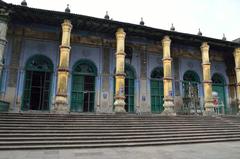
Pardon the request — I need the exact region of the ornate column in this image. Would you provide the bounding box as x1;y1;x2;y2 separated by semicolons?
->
0;9;9;83
234;48;240;114
54;19;72;113
114;28;126;113
201;42;214;115
161;36;175;115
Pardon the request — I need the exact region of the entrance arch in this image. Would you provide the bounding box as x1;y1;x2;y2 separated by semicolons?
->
71;59;97;112
150;67;164;113
22;55;53;111
183;70;200;97
182;70;201;114
212;73;226;113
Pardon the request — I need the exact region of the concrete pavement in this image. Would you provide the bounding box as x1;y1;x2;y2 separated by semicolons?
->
0;141;240;159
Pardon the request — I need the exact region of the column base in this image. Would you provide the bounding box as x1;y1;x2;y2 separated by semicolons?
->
53;96;69;114
203;103;216;116
161;97;176;116
114;99;126;113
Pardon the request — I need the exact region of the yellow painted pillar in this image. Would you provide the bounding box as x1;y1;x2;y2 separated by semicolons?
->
234;48;240;113
201;42;214;115
54;19;72;113
161;36;175;115
114;28;126;113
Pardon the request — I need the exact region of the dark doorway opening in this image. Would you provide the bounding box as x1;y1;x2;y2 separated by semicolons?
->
29;71;51;110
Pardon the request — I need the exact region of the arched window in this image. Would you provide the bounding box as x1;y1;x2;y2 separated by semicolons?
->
183;70;200;82
150;67;164;113
151;67;163;79
71;59;97;112
22;55;53;111
212;73;225;85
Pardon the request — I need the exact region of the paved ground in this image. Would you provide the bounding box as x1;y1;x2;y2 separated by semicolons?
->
1;141;240;159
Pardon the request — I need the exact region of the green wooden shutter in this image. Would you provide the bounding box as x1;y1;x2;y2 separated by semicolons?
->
71;75;84;112
22;71;33;111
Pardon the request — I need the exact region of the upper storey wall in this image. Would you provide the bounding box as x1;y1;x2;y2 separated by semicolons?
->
6;23;232;64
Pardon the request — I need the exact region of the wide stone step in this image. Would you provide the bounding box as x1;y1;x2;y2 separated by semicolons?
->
0;127;238;134
1;137;240;150
1;131;240;141
1;134;240;146
1;129;239;137
0;123;236;128
0;125;238;131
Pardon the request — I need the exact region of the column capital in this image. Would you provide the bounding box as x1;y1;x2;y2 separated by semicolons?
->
162;36;171;46
200;42;209;52
62;19;72;30
115;28;126;39
0;8;10;23
234;47;240;56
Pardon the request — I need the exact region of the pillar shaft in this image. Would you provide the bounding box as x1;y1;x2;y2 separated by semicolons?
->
201;42;214;114
54;19;72;113
114;28;126;113
234;48;240;112
161;36;175;115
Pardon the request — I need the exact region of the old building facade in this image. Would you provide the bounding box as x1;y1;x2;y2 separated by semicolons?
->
0;1;240;115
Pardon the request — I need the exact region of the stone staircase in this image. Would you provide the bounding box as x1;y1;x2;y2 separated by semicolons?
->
0;113;240;150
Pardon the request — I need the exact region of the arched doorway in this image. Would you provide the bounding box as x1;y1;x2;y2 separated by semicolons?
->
183;70;200;97
22;55;53;111
182;70;200;114
125;64;135;112
212;73;226;113
71;60;97;112
150;67;164;113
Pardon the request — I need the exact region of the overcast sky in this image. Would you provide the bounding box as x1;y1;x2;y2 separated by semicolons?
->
5;0;240;41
